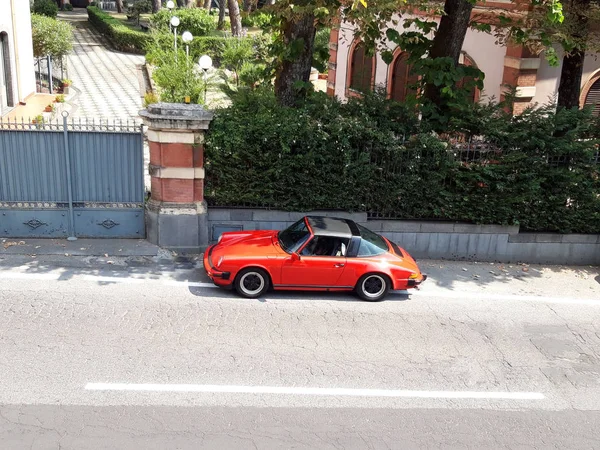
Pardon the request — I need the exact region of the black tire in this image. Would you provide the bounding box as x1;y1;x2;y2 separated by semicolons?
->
355;273;390;302
234;268;270;299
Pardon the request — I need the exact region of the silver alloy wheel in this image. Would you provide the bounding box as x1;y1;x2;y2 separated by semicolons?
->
361;275;386;299
239;271;265;296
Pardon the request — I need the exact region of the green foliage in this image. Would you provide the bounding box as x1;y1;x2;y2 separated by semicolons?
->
143;91;159;107
31;14;73;58
241;11;273;28
205;89;600;234
87;6;151;53
221;38;254;85
146;35;205;104
312;27;331;73
62;3;74;11
150;8;216;37
239;62;267;88
127;0;151;25
32;0;58;18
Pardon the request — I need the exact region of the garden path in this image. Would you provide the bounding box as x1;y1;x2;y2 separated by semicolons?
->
59;10;145;120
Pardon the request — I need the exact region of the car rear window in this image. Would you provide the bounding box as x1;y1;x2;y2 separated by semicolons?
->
357;224;389;257
391;241;404;256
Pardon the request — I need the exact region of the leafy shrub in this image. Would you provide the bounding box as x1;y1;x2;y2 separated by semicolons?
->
150;8;216;37
312;27;331;73
205;89;600;233
145;36;205;104
241;11;273;28
87;6;151;53
221;38;254;85
31;14;73;58
143;91;159;107
33;0;58;18
62;3;74;11
147;32;270;69
127;0;151;25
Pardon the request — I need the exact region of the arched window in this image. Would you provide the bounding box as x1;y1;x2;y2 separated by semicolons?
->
584;78;600;116
0;32;14;112
349;42;374;93
456;53;478;104
390;52;418;102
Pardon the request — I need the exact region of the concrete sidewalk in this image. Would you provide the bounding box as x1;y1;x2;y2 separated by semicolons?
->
1;237;598;301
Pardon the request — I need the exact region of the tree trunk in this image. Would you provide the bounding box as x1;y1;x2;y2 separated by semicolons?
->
116;0;124;13
243;0;254;12
185;0;195;7
218;0;226;30
274;13;316;107
557;50;585;109
228;0;242;36
423;0;473;105
557;0;590;109
176;0;185;7
204;0;211;10
152;0;160;13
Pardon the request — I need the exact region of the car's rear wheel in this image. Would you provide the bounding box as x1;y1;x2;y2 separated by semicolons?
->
356;273;390;302
234;268;270;299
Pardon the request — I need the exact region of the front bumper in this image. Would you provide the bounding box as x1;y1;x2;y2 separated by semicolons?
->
203;245;232;286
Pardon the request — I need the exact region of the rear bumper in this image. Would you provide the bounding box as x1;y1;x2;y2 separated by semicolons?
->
203;245;232;287
407;274;427;288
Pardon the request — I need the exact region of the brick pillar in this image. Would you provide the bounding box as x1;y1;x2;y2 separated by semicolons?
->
326;25;340;97
501;44;541;114
139;103;214;253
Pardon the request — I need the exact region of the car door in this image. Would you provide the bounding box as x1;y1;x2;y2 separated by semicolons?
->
279;236;349;288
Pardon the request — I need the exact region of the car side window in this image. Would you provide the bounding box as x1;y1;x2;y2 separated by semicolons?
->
301;236;349;257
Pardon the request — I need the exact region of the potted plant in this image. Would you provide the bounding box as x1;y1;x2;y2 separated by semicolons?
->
61;79;72;95
44;104;55;113
54;94;65;103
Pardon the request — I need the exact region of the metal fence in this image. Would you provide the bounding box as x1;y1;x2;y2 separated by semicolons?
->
0;114;146;238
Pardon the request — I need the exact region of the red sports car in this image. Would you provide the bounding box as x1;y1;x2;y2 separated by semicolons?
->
203;216;426;301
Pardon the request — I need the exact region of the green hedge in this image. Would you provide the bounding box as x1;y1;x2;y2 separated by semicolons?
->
147;32;271;68
87;6;150;54
205;90;600;234
149;8;216;37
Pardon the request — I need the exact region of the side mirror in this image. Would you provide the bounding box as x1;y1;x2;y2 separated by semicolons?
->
290;252;301;261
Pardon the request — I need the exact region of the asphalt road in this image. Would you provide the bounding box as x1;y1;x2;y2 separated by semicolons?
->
0;256;599;449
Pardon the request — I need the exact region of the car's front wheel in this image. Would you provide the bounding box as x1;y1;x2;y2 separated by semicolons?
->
234;268;270;299
356;273;390;302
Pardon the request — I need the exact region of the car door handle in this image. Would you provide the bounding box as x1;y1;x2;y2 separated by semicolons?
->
334;263;345;268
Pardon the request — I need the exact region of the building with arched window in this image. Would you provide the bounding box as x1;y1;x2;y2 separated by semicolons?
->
326;5;600;115
0;1;36;117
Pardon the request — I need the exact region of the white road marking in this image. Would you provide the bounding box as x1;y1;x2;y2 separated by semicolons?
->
82;275;145;284
85;383;545;400
0;272;61;281
162;280;214;288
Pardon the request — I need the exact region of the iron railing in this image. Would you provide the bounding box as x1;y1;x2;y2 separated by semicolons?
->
0;115;142;133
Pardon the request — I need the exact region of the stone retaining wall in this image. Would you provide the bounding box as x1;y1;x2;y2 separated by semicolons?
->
207;209;600;265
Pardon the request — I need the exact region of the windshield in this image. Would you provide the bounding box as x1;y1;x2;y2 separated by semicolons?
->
278;219;311;253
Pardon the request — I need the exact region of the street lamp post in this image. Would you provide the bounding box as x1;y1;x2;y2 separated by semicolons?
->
182;31;193;63
199;54;213;105
166;1;175;32
170;16;180;56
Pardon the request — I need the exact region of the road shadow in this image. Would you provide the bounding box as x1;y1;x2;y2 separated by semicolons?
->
187;286;412;303
418;259;600;292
